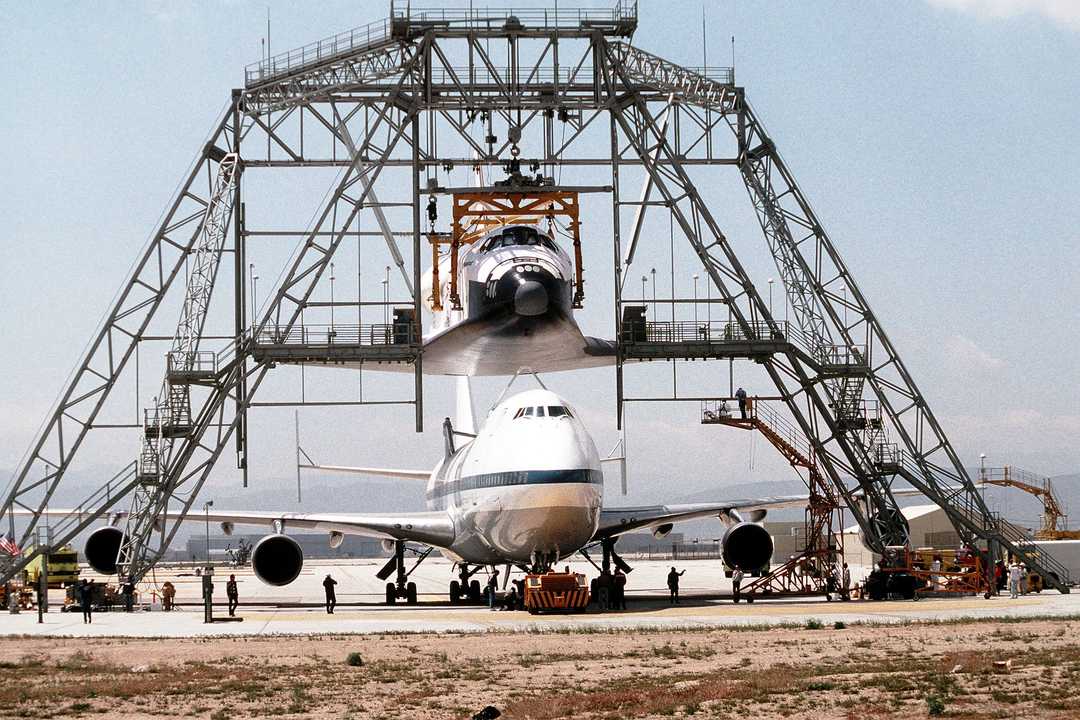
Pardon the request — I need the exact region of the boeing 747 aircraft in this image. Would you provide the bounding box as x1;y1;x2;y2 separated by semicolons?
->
65;381;816;605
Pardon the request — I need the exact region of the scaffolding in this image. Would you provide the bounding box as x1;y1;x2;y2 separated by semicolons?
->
702;399;845;599
0;1;1068;591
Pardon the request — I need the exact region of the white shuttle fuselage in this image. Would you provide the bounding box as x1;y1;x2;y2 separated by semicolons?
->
414;224;614;375
425;387;603;565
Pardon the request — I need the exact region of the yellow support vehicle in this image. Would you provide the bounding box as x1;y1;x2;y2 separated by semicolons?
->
23;545;80;589
523;572;590;614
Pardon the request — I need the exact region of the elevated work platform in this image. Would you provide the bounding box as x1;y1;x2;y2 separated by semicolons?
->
250;322;419;366
620;314;870;378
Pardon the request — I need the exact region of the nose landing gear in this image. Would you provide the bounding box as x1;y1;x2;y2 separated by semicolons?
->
450;564;484;604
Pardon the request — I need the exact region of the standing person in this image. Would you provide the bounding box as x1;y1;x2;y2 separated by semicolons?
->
613;568;627;610
161;581;175;611
486;569;500;610
323;574;338;614
78;579;92;624
667;566;685;605
732;568;744;603
735;387;748;419
931;556;942;592
1008;561;1022;599
121;576;135;612
842;563;852;601
226;574;239;617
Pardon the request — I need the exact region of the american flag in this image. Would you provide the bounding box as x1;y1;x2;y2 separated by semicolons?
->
0;535;19;557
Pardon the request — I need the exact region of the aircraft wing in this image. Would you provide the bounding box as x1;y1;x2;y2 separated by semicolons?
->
16;508;456;548
594;484;961;540
594;495;810;539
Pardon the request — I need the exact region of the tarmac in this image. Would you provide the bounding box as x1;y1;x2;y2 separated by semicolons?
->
3;558;1077;638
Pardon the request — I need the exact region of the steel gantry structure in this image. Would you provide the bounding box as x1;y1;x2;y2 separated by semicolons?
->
1;1;1068;591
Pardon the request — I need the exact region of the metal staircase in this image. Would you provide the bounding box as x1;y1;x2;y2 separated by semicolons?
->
702;400;844;598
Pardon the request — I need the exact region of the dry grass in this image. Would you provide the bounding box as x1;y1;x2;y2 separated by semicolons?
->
2;618;1080;719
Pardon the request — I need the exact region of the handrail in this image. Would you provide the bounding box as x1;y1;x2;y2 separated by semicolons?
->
246;2;640;87
245;17;395;86
253;322;418;347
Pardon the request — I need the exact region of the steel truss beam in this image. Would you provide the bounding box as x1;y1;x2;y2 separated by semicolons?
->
605;40;1068;590
3;7;1064;591
1;112;240;575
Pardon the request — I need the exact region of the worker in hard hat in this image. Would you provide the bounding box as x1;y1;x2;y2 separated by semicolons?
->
1008;561;1022;599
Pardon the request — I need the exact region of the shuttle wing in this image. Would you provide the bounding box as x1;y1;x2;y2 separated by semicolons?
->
18;508;456;548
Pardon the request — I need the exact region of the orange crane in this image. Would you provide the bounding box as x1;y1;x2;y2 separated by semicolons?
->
980;466;1079;540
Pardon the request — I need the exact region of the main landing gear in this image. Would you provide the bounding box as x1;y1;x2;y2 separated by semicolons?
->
376;540;431;605
449;564;484;604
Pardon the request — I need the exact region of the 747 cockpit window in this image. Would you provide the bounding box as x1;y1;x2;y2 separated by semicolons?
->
514;405;573;419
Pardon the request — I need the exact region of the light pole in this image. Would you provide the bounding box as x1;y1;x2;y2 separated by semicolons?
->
329;262;336;334
650;267;656;323
692;274;699;326
767;278;774;317
641;275;647;303
203;500;214;566
248;263;255;324
382;265;390;326
980;453;987;481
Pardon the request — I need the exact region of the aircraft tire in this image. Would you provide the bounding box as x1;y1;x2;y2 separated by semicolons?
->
450;580;461;604
385;583;397;605
406;582;418;605
469;580;482;602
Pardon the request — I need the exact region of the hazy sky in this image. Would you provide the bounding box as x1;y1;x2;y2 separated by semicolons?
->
2;0;1078;516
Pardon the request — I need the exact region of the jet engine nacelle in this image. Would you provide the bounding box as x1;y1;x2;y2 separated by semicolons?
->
652;523;674;539
84;526;124;575
251;534;304;586
721;522;774;573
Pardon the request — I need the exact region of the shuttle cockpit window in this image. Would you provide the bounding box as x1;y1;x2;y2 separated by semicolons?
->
513;406;536;419
484;226;559;252
547;406;572;417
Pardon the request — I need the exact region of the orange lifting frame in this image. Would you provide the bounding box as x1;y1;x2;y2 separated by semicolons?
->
428;190;584;311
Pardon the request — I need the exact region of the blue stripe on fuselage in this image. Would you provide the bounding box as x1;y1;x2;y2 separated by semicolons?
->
427;468;602;501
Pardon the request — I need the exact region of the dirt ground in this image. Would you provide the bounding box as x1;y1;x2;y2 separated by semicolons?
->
1;617;1079;719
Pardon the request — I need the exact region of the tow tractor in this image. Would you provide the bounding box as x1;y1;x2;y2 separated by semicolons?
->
523;571;590;614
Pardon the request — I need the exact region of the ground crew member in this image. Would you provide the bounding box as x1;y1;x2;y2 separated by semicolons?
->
732;568;744;603
323;574;338;614
842;563;851;601
667;566;685;605
78;579;93;624
226;574;239;617
161;581;176;611
1008;561;1022;599
502;586;518;611
513;578;525;610
486;568;500;610
595;573;611;610
735;387;748;419
613;567;627;610
121;576;135;612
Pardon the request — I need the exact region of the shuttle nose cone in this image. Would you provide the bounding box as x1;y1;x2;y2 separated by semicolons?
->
514;280;549;316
